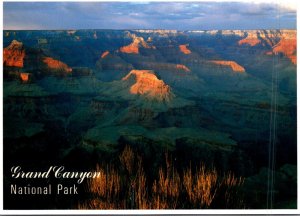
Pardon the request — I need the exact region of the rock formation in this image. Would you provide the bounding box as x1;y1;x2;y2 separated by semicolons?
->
101;51;110;59
120;34;155;54
19;72;31;83
237;30;297;64
272;38;297;64
210;60;245;73
3;40;25;68
238;34;261;47
176;64;191;72
237;30;281;47
43;57;72;73
122;70;172;101
179;44;191;54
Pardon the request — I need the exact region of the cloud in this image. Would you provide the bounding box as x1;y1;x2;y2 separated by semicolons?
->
3;2;296;30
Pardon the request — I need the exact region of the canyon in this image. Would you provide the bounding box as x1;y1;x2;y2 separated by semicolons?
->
3;29;297;209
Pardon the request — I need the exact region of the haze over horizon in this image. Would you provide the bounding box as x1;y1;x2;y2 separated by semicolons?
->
3;1;297;30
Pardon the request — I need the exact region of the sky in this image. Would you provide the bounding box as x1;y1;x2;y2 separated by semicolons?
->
3;1;297;30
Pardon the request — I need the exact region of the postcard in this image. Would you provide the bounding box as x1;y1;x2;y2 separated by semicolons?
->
1;0;298;213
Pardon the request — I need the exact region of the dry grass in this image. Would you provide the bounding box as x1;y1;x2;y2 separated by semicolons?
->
78;145;245;209
87;164;120;199
152;166;180;209
183;165;218;208
135;161;149;209
78;164;122;209
151;152;180;209
119;145;135;176
221;172;245;208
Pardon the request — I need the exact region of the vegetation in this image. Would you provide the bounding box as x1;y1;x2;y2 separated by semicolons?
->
78;145;245;209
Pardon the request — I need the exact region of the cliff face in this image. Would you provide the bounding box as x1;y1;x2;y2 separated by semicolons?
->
236;30;295;45
3;40;25;67
101;51;110;59
238;34;261;46
43;57;72;73
122;70;172;102
20;73;30;82
272;37;297;65
209;60;245;73
120;34;155;54
238;30;277;47
120;39;139;54
176;64;190;72
236;30;297;64
179;44;192;54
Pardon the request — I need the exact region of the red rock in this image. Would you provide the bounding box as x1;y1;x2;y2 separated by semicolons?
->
120;41;139;54
101;51;110;59
272;38;297;64
3;40;25;68
238;37;260;46
176;64;190;72
43;57;72;73
20;72;30;82
120;34;155;54
179;44;191;54
238;31;275;47
122;70;172;101
210;60;245;73
238;31;262;46
237;30;297;64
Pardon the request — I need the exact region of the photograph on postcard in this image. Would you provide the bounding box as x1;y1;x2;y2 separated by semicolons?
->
2;1;297;209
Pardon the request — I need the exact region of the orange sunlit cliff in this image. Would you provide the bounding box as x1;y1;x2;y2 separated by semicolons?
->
238;30;278;47
120;34;155;54
43;57;72;73
176;64;191;72
238;35;260;47
122;70;172;102
237;30;297;65
101;51;110;59
179;44;191;54
272;38;297;64
3;40;25;68
20;72;30;82
210;60;245;73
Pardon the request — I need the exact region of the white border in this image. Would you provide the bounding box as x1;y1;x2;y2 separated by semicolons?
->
1;209;300;215
1;0;4;213
1;0;299;214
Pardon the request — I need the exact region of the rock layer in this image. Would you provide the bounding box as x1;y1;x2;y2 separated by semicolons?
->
120;34;155;54
273;38;297;64
122;70;172;101
179;44;191;54
43;57;72;73
210;60;245;73
238;35;261;46
176;64;191;72
20;73;30;82
3;40;25;67
101;51;110;59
